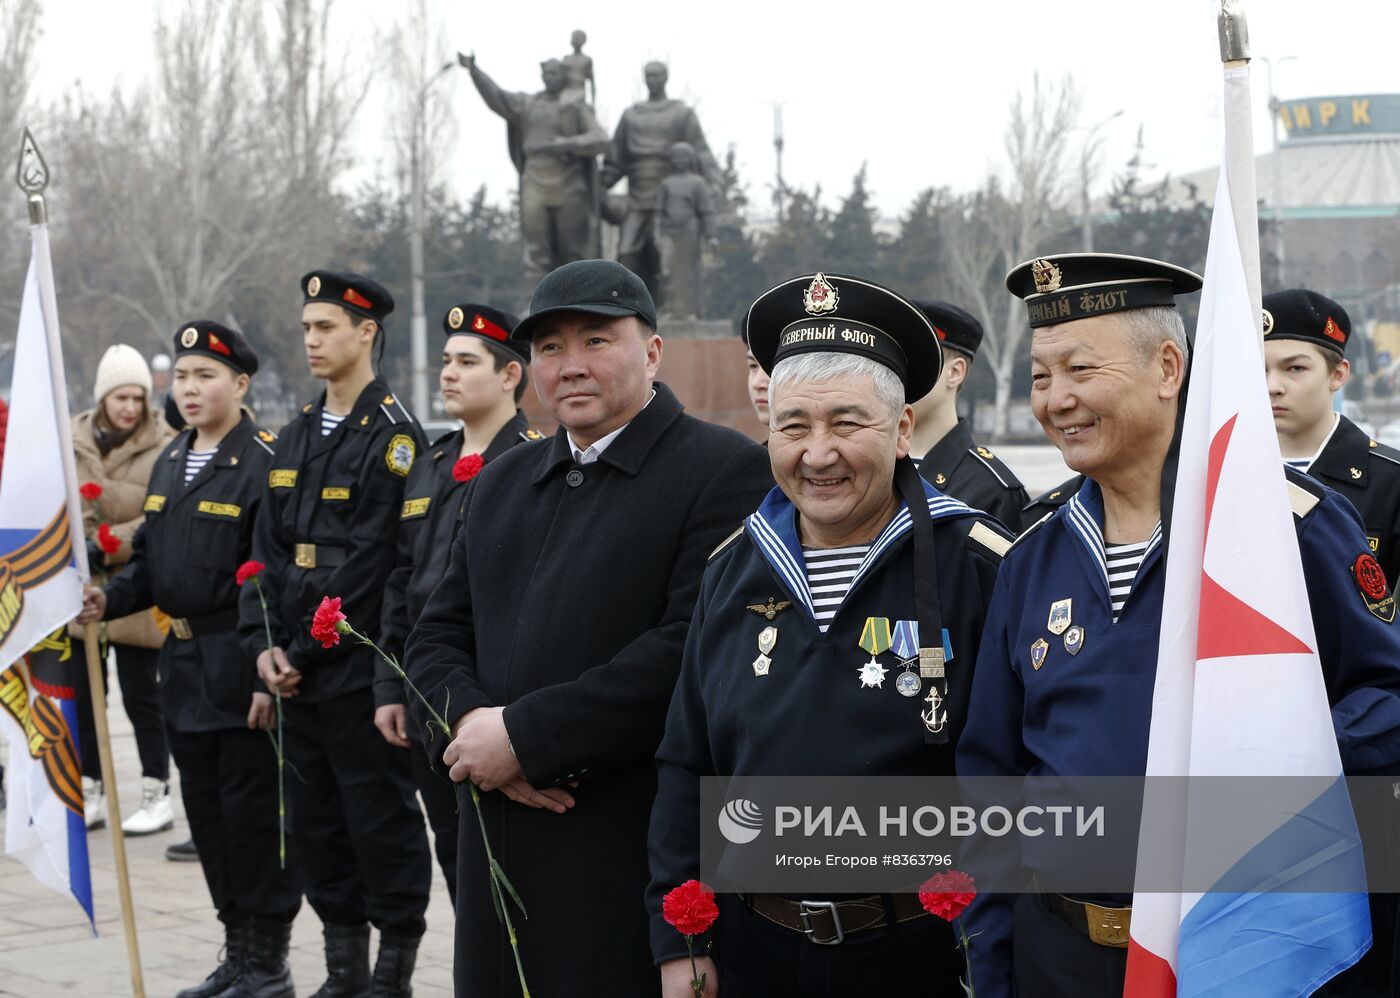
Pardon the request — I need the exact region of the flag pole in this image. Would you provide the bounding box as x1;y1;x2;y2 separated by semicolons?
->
1218;0;1262;318
16;129;147;998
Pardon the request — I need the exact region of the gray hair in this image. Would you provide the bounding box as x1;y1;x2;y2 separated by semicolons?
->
767;352;904;422
1120;306;1188;362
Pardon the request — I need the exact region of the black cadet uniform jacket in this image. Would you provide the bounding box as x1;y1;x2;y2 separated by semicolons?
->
376;411;537;707
918;419;1029;530
240;378;424;703
1020;474;1085;532
1304;414;1400;586
404;383;773;998
104;414;276;732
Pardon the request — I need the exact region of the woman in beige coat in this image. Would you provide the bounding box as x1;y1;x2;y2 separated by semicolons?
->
73;344;177;836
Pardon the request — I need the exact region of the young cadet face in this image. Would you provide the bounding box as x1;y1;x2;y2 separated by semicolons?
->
746;348;770;425
1030;313;1183;484
302;302;375;381
1265;339;1347;438
440;335;520;421
769;373;914;547
530;313;661;447
102;386;146;431
173;354;248;429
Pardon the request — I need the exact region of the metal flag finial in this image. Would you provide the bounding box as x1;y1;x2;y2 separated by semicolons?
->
15;128;49;224
1218;0;1251;62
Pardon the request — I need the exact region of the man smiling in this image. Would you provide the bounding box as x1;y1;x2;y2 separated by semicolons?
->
404;259;771;996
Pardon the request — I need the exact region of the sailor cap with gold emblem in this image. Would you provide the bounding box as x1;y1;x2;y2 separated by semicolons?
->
745;272;943;401
1005;253;1202;329
442;303;529;361
301;270;394;325
171;320;259;376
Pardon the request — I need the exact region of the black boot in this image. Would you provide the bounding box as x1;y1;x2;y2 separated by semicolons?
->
308;923;371;998
368;932;420;998
220;917;294;998
174;916;245;998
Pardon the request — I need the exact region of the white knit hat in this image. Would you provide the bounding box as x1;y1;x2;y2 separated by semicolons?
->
94;344;153;404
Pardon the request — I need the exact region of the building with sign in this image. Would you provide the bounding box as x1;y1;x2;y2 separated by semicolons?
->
1166;93;1400;334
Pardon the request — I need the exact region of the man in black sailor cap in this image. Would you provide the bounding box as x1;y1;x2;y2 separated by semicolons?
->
239;269;431;997
646;271;1013;996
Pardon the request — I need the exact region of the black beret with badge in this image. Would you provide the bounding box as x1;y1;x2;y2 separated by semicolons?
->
1262;289;1352;356
173;320;259;377
301;270;395;325
443;303;528;361
912;299;983;359
511;259;657;342
1005;253;1203;328
745;272;943;402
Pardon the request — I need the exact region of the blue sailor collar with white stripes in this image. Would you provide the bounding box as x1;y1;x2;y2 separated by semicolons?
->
1063;478;1162;614
744;479;973;623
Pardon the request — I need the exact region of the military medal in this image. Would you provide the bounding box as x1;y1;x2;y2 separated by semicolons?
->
1031;637;1049;671
1047;598;1072;636
1063;625;1085;656
858;617;893;690
753;626;778;677
891;620;922;696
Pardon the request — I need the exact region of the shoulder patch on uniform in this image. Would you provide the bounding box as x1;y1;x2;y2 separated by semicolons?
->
1370;441;1400;468
143;494;166;513
386;434;416;476
708;524;745;561
522;428;546;442
253;428;276;455
1287;480;1320;519
967;447;1023;490
967;519;1013;558
378;393;413;427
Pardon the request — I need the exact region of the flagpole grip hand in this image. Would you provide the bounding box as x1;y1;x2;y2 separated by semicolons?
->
77;586;106;625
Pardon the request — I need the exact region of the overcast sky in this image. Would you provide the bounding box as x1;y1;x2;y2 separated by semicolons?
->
27;0;1400;220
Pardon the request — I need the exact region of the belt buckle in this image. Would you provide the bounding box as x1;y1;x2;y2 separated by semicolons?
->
1083;901;1130;947
798;900;844;945
294;543;316;569
170;617;193;640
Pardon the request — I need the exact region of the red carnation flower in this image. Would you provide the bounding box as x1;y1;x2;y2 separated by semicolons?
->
79;482;103;501
918;869;977;921
310;595;348;649
96;523;121;555
452;453;485;483
236;560;265;586
662;879;719;937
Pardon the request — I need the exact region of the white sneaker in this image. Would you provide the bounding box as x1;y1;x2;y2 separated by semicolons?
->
83;776;106;830
121;777;173;836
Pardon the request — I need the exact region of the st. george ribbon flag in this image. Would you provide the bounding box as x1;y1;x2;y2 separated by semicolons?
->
1123;15;1369;996
0;226;93;925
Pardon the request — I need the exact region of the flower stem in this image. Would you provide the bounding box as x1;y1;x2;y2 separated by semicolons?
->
686;935;701;995
254;580;286;870
347;624;531;997
958;916;975;998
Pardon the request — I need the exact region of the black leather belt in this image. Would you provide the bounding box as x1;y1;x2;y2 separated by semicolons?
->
1034;888;1132;948
293;543;348;569
169;608;239;641
741;893;929;945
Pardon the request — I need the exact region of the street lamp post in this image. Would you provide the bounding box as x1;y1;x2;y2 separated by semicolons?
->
409;58;459;421
1079;109;1124;252
1258;54;1296;288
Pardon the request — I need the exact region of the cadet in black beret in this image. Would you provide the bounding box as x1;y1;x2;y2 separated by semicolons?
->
377;301;539;909
242;268;430;994
1264;292;1400;575
909;298;1028;528
1265;290;1400;998
81;319;298;994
